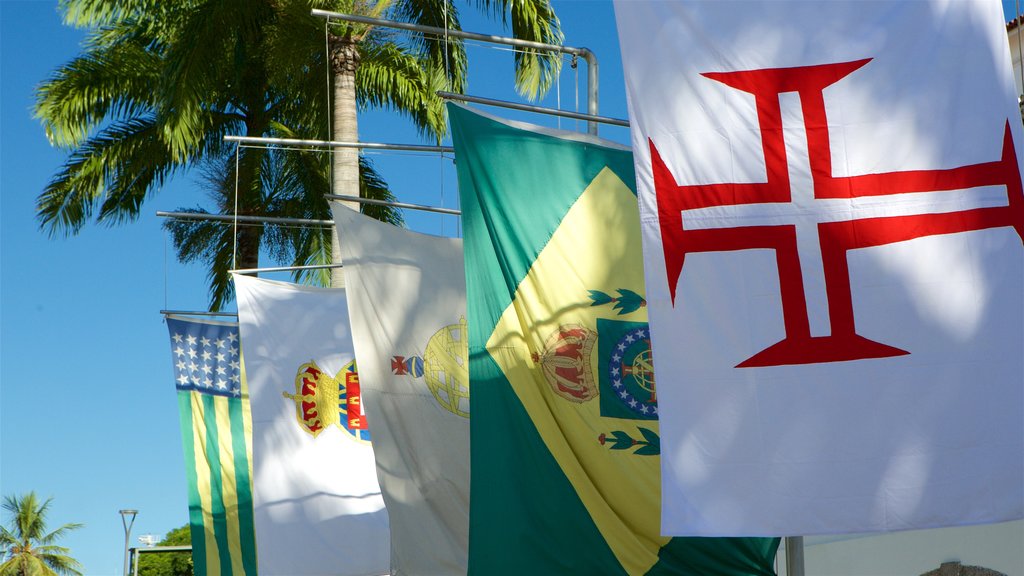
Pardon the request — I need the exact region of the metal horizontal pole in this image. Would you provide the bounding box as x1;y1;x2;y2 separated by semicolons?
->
438;91;629;127
311;9;600;134
230;263;342;275
326;194;460;215
312;9;589;57
161;310;238;318
223;135;453;153
135;546;193;554
157;211;333;227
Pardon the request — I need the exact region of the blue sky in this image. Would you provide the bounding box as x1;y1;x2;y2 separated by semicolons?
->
1;1;1020;574
0;1;626;573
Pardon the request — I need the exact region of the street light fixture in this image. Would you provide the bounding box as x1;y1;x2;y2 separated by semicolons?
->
119;509;138;576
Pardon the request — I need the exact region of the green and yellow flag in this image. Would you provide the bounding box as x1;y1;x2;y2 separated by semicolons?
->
166;316;257;576
451;104;779;575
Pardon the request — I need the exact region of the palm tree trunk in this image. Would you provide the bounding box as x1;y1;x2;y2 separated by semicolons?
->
329;38;361;288
235;136;264;273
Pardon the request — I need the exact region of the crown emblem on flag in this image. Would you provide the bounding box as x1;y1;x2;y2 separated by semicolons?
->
532;324;598;402
282;360;370;442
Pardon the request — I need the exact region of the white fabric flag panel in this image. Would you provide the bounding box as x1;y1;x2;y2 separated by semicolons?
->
615;0;1024;537
332;204;470;576
234;274;390;576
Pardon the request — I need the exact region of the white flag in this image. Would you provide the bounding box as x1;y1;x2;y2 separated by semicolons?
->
616;0;1024;536
332;205;470;575
234;275;390;575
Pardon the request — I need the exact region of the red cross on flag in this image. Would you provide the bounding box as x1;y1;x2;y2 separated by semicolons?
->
616;0;1024;537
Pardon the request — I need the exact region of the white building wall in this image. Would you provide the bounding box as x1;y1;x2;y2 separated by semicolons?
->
1009;23;1024;98
776;521;1023;576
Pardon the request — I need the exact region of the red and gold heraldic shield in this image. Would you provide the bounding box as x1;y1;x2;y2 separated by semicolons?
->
282;359;370;442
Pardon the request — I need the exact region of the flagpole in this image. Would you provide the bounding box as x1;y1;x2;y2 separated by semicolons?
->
325;194;461;215
161;310;237;317
223;135;454;153
156;211;334;227
230;263;342;274
785;536;805;576
438;91;630;127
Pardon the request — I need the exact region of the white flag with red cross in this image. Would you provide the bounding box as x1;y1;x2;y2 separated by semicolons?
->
616;0;1024;536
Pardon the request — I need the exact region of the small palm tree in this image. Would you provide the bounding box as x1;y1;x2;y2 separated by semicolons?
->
0;493;83;576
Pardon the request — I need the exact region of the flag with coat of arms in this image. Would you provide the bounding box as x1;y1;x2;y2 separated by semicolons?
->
233;275;390;576
451;103;779;575
332;203;470;576
615;0;1024;537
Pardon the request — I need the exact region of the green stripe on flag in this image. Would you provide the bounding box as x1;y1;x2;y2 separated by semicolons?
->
650;537;782;575
177;390;209;576
201;393;234;574
228;395;258;576
469;353;627;575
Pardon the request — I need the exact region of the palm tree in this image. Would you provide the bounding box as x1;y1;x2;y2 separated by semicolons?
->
315;0;562;286
36;0;405;309
36;0;561;307
0;493;83;576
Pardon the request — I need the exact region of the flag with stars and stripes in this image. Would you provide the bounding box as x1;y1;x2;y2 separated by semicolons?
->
451;104;778;575
166;315;256;576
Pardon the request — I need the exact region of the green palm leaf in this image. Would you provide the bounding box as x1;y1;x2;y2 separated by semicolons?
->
0;493;83;576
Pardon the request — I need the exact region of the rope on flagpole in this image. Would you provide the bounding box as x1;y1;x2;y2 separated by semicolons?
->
441;0;450;236
1017;0;1023;111
325;18;333;197
232;144;240;270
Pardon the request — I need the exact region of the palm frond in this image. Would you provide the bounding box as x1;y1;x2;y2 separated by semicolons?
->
156;0;271;161
35;26;163;147
474;0;563;99
165;210;255;311
37;116;182;235
357;42;447;140
391;0;468;95
165;144;269;310
0;492;82;576
358;157;404;226
59;0;169;28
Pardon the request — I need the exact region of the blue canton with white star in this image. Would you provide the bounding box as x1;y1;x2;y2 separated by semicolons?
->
167;317;242;398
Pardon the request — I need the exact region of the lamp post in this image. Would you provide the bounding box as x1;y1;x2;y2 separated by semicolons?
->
119;509;138;576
